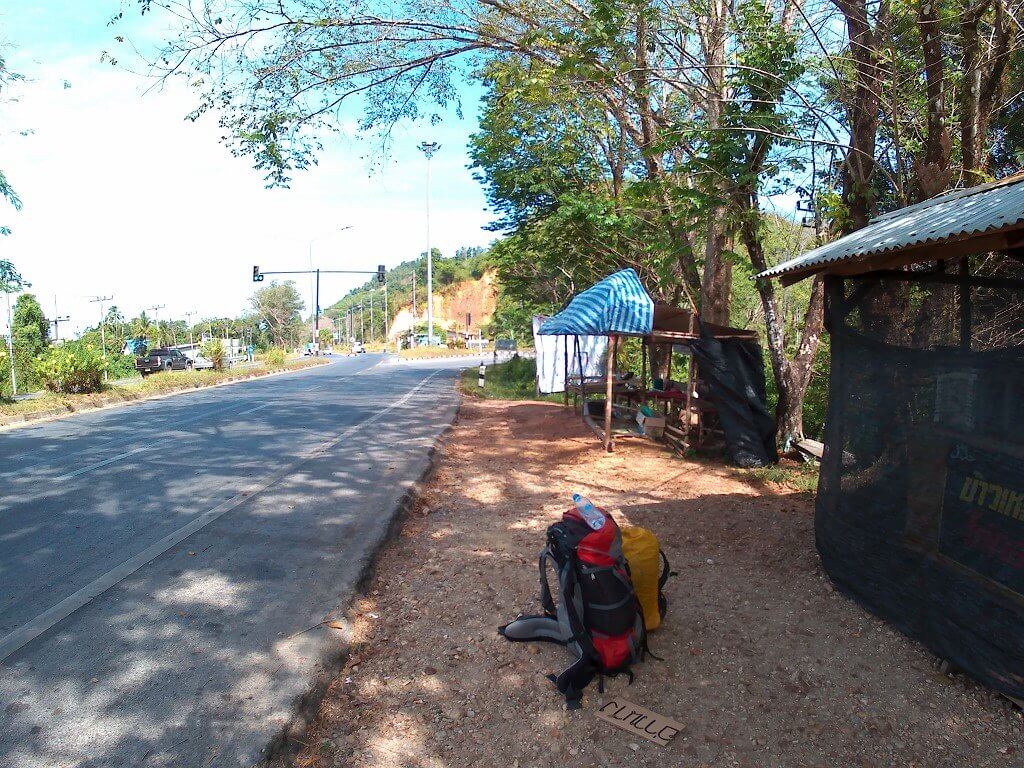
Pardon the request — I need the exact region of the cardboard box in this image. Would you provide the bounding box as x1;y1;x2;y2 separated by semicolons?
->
636;410;666;438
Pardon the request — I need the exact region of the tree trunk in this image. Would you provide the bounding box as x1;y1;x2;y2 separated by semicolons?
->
960;0;1013;185
738;189;827;446
697;0;732;325
916;0;951;200
834;0;886;230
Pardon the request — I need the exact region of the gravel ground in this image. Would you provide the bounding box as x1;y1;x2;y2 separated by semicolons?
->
281;398;1023;768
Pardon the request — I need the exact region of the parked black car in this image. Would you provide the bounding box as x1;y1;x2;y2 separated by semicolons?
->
135;348;192;376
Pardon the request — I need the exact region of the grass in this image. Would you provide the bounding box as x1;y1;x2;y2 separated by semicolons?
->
0;357;327;424
459;356;562;402
747;461;820;494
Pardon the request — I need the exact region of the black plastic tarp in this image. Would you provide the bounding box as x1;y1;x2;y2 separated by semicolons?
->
691;332;778;468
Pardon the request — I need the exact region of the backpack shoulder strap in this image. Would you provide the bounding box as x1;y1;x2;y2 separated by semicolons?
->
659;550;672;590
539;548;558;618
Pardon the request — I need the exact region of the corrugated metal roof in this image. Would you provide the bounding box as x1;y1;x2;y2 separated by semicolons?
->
756;173;1024;281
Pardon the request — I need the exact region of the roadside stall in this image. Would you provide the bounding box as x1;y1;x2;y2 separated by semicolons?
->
537;269;654;452
755;173;1024;703
539;269;776;466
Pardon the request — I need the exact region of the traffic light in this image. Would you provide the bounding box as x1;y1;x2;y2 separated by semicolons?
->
377;264;386;284
253;266;264;282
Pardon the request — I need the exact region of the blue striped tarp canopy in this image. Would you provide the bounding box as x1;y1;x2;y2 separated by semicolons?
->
537;269;654;336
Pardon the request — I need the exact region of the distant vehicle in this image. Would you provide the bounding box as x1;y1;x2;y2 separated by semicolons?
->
414;334;446;347
352;341;366;354
135;348;191;376
189;354;215;370
494;338;517;363
302;342;321;356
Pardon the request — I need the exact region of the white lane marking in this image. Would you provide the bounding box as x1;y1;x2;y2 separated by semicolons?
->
0;370;441;663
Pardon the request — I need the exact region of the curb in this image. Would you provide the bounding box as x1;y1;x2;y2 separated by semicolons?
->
0;359;331;433
260;386;462;767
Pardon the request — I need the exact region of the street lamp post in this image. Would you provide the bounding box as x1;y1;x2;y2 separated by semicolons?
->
418;141;439;346
358;304;365;342
185;310;196;348
369;292;374;342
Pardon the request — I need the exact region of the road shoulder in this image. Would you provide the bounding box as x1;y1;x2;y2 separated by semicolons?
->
277;397;1022;768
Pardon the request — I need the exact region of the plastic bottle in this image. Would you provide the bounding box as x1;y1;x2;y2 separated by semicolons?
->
572;493;606;530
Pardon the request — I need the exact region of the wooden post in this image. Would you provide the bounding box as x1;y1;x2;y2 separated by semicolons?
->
682;314;696;450
563;335;569;406
959;257;972;351
575;335;585;419
604;335;616;452
641;338;648;395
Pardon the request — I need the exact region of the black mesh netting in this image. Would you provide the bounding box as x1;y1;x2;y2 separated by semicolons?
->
819;254;1024;699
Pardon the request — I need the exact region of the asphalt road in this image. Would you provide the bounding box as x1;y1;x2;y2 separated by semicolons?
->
0;355;462;768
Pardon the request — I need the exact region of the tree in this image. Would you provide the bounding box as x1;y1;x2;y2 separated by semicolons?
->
0;53;24;236
0;260;29;397
129;0;1024;448
251;281;305;346
13;294;48;357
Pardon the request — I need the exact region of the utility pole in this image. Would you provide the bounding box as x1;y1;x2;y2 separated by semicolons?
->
411;271;417;347
50;297;71;342
418;141;439;345
369;292;374;342
148;305;165;345
50;297;70;342
185;310;196;348
358;304;365;342
89;295;113;380
383;281;389;343
5;292;15;396
313;267;320;345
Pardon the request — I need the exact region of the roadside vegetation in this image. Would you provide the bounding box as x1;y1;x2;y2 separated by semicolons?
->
0;356;326;426
459;356;559;401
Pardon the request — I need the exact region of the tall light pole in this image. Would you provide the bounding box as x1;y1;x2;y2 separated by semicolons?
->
185;310;197;348
418;141;440;345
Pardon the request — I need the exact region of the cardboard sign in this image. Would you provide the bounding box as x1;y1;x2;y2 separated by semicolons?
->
941;440;1024;596
595;698;682;746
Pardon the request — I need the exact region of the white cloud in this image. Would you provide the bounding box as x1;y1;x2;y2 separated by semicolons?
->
1;52;493;335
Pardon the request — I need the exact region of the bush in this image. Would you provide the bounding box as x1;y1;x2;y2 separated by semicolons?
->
200;339;225;370
107;354;138;380
34;341;109;394
264;347;286;366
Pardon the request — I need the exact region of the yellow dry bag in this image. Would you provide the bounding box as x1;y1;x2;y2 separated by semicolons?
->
620;525;670;631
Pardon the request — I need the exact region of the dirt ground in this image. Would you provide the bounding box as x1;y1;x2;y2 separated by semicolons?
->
282;397;1023;768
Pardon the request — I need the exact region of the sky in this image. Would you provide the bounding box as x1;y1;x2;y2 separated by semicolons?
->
0;2;494;336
